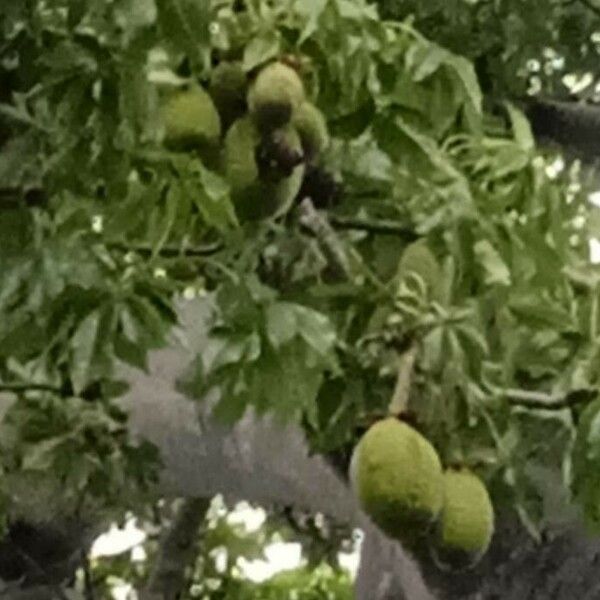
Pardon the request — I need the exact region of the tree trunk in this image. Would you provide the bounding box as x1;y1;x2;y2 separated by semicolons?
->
3;298;600;599
141;498;211;600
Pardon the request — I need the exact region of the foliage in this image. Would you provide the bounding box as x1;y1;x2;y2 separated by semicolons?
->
85;497;354;599
2;0;600;562
376;0;600;100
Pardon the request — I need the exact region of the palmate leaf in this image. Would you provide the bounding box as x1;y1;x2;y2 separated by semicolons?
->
2;0;600;539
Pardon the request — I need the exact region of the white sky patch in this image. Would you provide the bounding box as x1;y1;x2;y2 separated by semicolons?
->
226;502;267;533
589;191;600;207
110;581;137;600
590;238;600;264
545;156;564;179
338;528;363;580
90;519;147;558
91;214;103;233
338;550;360;579
131;545;147;563
563;71;594;94
90;504;363;586
238;542;304;583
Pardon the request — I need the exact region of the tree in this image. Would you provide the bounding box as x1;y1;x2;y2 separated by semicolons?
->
2;0;600;598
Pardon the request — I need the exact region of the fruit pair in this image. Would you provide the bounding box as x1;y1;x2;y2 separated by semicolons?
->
350;417;494;571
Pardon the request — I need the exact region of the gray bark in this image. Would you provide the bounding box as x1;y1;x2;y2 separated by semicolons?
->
523;97;600;162
0;297;434;600
141;498;211;600
4;297;600;599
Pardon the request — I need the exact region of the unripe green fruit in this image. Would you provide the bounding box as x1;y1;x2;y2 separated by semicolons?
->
248;62;305;132
162;85;221;149
224;117;261;192
429;468;494;572
223;118;305;221
350;418;443;545
209;61;248;127
397;241;442;300
292;102;329;158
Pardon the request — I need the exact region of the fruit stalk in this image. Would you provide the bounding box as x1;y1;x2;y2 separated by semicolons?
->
388;343;417;416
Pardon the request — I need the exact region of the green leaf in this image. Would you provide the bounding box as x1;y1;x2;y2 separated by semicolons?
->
504;101;534;153
192;163;238;231
292;305;337;356
266;303;298;349
156;0;211;71
151;181;180;256
70;310;102;395
474;240;511;287
243;32;282;71
22;437;68;471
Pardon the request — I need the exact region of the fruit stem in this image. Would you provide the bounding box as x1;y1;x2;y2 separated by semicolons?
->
388;343;418;416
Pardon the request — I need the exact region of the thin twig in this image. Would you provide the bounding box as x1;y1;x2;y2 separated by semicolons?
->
140;497;211;600
82;550;95;600
0;383;63;394
297;198;353;278
504;388;595;410
388;344;418;416
329;215;417;239
106;241;224;258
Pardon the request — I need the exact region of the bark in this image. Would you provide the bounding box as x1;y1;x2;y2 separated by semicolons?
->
419;516;600;600
3;298;600;599
141;498;211;600
0;298;434;600
522;97;600;163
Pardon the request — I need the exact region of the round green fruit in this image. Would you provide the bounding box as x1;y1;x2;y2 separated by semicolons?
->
429;468;494;572
209;61;248;127
349;418;443;545
248;62;305;132
162;85;221;150
223;117;261;192
223;118;305;221
292;102;329;158
397;241;442;300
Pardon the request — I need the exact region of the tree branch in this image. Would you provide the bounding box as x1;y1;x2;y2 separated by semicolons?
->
521;96;600;160
81;550;95;600
140;497;211;600
0;383;63;395
297;198;354;278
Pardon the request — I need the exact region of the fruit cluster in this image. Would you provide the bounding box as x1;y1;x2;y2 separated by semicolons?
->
161;60;332;221
350;418;494;572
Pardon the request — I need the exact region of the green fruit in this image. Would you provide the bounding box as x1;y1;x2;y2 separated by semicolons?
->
163;85;221;149
223;118;305;221
209;61;248;127
397;241;442;300
248;62;305;132
224;117;261;192
350;418;443;544
292;102;329;157
429;468;494;572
